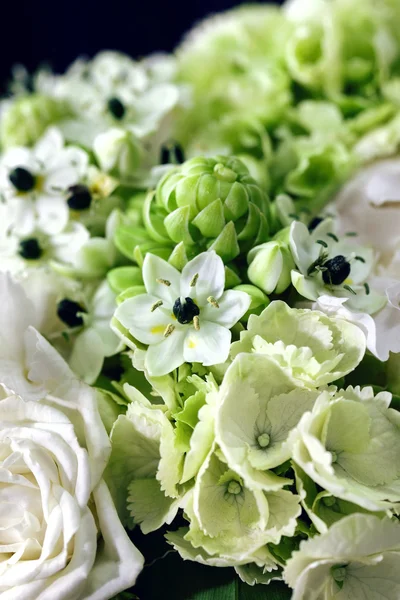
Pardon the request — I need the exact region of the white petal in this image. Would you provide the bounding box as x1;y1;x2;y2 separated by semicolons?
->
180;251;225;305
69;329;105;384
45;165;81;192
36;195;69;235
145;329;186;376
34;127;64;163
201;290;251;328
1;147;36;171
10;198;36;236
83;481;144;600
183;321;231;366
142;253;181;303
114;294;172;345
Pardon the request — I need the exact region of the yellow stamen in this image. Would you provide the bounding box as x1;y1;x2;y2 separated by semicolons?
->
193;316;200;331
150;300;163;312
156;278;171;286
190;273;199;287
163;324;175;337
207;296;219;308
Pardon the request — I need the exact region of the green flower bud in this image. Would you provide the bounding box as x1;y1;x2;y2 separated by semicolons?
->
247;240;295;295
93;128;143;181
107;266;143;294
1;94;70;148
152;155;270;263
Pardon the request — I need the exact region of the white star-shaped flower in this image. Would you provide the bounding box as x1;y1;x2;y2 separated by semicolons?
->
114;251;251;376
0;127;88;236
289;218;386;315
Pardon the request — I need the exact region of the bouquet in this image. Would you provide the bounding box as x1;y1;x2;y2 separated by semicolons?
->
2;0;400;598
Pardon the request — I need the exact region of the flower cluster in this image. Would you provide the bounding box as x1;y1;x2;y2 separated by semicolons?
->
2;0;400;598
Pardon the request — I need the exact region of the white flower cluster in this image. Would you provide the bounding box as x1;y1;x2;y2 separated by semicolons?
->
2;1;400;598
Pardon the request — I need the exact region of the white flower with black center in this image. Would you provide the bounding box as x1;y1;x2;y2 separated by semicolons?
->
114;251;251;376
289;218;386;315
0;127;88;236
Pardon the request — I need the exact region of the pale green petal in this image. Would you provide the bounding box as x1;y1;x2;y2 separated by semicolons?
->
127;478;180;534
216;353;297;490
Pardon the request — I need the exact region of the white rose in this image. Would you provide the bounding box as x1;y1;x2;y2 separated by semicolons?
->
0;273;143;599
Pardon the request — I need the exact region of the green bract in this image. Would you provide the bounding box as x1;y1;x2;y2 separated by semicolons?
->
284;514;400;600
290;386;400;511
151;155;270;263
216;352;318;486
231;301;366;387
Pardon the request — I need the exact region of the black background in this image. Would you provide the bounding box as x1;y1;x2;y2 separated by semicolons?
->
0;0;283;89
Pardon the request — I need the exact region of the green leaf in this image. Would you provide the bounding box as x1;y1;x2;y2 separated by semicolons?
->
133;546;292;599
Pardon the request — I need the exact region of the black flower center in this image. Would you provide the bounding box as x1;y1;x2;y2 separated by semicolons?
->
67;184;92;210
107;97;125;120
173;297;200;324
57;298;87;328
322;255;351;286
9;167;36;192
18;238;42;260
308;216;323;231
160;142;185;165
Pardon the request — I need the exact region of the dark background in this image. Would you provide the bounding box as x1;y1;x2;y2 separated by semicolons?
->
0;0;282;90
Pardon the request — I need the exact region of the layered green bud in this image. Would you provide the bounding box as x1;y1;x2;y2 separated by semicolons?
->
0;94;70;148
247;240;295;295
152;156;270;263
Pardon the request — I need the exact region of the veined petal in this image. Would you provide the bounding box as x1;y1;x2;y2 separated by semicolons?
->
201;290;251;328
114;294;172;345
145;329;186;376
143;253;181;303
180;251;225;305
183;321;231;366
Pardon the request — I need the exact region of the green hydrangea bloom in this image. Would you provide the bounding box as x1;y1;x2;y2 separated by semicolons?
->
284;514;400;600
168;446;300;565
289;385;400;511
216;352;318;486
285;0;400;102
231;301;366;388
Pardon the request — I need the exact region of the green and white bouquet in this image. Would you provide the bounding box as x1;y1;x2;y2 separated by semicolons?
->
2;0;400;598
